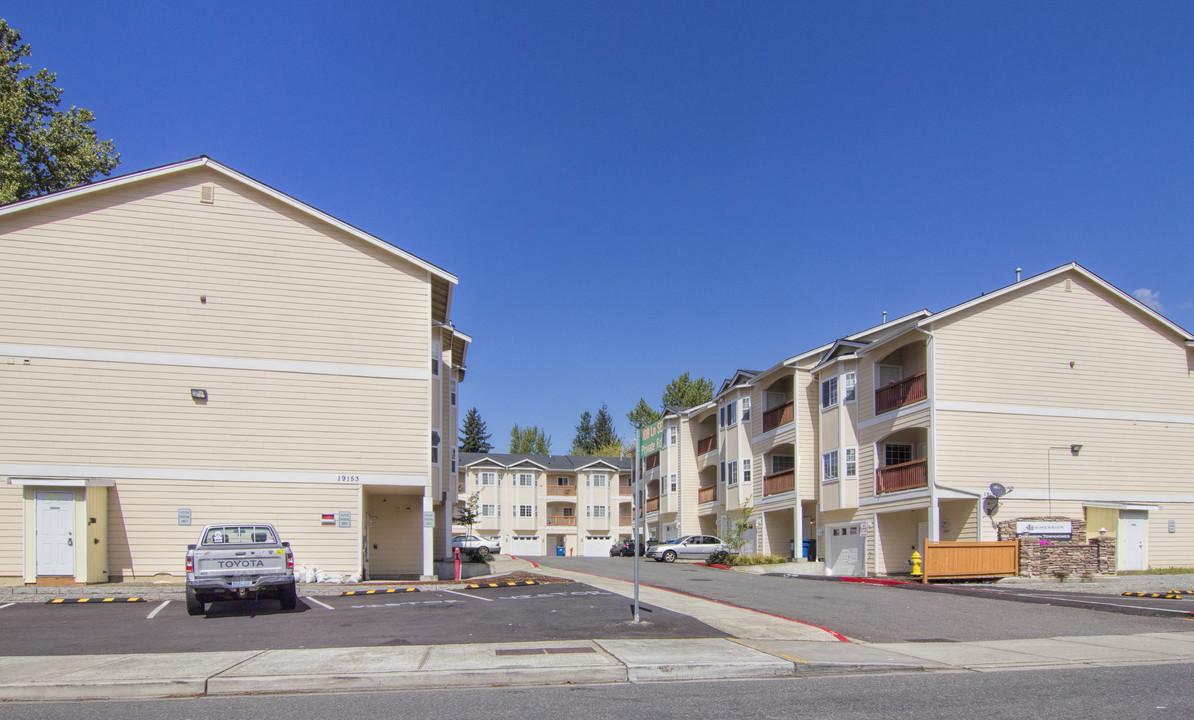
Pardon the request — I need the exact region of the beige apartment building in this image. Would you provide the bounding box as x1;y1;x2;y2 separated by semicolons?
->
0;157;467;584
644;264;1194;575
456;453;632;557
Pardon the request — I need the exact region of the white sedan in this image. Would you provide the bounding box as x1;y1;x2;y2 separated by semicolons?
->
451;534;500;555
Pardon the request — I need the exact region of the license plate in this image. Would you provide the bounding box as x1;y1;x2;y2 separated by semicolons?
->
231;578;251;588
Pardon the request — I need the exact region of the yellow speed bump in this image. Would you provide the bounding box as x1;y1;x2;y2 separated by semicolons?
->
46;597;145;604
1121;592;1190;599
464;581;539;589
339;587;420;596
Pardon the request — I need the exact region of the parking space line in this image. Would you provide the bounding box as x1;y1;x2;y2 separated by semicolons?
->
146;601;169;619
306;597;334;610
1015;592;1194;614
0;602;13;610
443;589;491;602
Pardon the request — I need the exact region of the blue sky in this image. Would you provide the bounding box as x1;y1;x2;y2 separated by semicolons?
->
7;3;1193;451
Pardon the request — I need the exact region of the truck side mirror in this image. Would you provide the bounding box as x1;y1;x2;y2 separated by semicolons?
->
281;541;290;547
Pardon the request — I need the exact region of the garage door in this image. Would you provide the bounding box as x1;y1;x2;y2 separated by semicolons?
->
509;536;542;557
582;536;612;557
827;525;865;576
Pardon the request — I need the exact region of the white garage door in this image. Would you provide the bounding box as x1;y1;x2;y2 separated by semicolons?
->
509;536;542;557
582;536;612;557
827;525;865;576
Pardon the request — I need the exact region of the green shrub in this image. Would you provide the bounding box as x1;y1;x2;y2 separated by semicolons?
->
468;548;494;563
730;553;789;566
707;549;734;566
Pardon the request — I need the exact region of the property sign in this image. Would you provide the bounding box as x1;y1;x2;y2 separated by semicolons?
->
638;420;664;456
1016;521;1072;540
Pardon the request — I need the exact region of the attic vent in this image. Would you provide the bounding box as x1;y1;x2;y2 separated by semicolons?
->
199;185;215;204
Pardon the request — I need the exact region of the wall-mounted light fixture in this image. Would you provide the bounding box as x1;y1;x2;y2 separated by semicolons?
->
1070;444;1083;455
190;389;208;401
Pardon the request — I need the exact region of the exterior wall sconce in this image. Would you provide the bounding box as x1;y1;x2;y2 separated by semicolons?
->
1070;444;1083;455
190;389;208;401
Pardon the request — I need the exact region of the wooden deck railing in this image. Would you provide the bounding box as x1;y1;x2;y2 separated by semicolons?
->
644;452;660;471
619;515;632;526
763;469;795;496
696;435;717;455
875;372;927;414
457;482;466;494
546;486;576;496
645;496;659;513
762;401;794;432
698;485;717;504
545;515;577;526
619;484;633;495
875;459;928;494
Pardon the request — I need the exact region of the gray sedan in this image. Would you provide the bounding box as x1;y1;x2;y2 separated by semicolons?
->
647;535;725;562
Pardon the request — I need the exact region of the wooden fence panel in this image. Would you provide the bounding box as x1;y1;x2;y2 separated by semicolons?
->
923;539;1019;583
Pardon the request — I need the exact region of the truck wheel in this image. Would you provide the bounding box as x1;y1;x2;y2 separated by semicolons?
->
185;586;205;616
279;581;297;610
662;550;677;563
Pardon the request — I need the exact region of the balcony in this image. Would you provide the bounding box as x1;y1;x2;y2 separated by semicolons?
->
645;496;659;513
875;373;927;415
644;452;660;471
618;484;633;496
546;515;577;526
875;459;928;494
762;401;794;433
696;435;717;456
763;469;795;496
457;482;466;494
698;485;717;504
546;485;576;497
619;514;632;526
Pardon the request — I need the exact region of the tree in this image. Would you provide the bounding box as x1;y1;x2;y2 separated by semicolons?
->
626;397;662;430
0;20;119;205
458;407;493;453
593;403;621;448
721;500;755;554
508;424;551;454
571;411;595;455
661;372;715;408
453;491;481;535
592;438;631;458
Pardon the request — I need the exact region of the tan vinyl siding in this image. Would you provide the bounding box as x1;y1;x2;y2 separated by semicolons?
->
0;484;22;577
0;168;431;368
931;274;1194;414
1148;504;1194;568
108;478;360;578
1;359;428;473
797;369;819;498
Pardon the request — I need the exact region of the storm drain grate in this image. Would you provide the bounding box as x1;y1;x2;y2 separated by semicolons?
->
495;647;596;656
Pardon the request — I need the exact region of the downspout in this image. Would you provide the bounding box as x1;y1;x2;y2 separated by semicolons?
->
925;325;940;543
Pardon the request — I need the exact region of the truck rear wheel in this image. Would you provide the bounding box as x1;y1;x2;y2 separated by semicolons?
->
279;581;297;610
185;586;205;616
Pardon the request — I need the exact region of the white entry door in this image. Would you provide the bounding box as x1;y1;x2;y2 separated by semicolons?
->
1120;511;1147;571
35;491;75;576
827;524;865;576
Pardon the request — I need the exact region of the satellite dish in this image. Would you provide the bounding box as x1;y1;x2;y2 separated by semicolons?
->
989;482;1008;498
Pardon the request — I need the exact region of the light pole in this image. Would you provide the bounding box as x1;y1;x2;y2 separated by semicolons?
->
1046;444;1082;516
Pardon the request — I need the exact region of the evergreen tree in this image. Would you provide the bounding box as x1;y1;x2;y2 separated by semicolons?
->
661;372;715;407
593;403;621;448
626;397;662;430
509;424;551;454
571;411;595;455
458;407;493;453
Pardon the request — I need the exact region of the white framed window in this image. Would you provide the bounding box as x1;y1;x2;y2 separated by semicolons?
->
432;341;441;377
669;427;678;445
720;461;726;483
556;476;569;486
742;458;751;485
431;429;440;465
845;448;857;477
450;378;457;406
822;450;839;482
669;474;677;493
726;402;737;427
719;407;725;426
885;443;913;467
480;472;497;486
772;455;795;473
591;505;607;519
518;504;534;518
481;504;498;517
451;448;457;473
590;474;608;487
821;376;838;409
518;473;534;487
843;372;857;402
727;460;738;486
741;397;751;422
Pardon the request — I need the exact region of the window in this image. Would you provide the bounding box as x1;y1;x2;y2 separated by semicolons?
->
726;402;737;426
720;461;726;483
719;407;725;427
562;506;574;518
727;460;738;486
591;505;607;519
431;429;440;465
741;397;751;422
844;372;857;402
821;376;838;409
591;474;608;487
772;455;795;473
885;443;913;467
742;458;751;485
518;473;534;487
480;472;497;486
822;450;839;482
450;379;457;406
669;474;677;493
432;341;441;377
481;504;497;517
845;448;857;477
556;476;569;486
669;427;678;445
518;505;534;518
451;448;457;473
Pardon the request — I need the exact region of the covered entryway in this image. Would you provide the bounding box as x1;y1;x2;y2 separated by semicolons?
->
1119;510;1147;571
825;523;865;576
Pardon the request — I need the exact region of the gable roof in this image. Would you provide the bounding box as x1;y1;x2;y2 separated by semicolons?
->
0;156;459;323
459;453;632;471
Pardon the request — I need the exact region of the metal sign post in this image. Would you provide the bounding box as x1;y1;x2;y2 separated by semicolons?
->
633;420;663;624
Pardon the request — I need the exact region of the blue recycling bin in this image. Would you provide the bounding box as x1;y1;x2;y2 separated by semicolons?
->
556;546;565;557
802;539;815;559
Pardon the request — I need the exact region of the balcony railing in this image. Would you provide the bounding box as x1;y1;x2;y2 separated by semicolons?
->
875;459;928;494
763;469;795;496
875;372;927;414
698;485;717;504
696;435;717;455
619;515;632;526
546;486;576;496
762;401;794;432
546;515;577;526
618;484;633;495
457;482;466;494
644;452;660;471
645;496;659;513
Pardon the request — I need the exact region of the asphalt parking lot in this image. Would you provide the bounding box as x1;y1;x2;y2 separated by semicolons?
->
0;582;724;656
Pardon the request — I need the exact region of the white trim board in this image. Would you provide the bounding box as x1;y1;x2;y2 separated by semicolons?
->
0;344;428;381
3;464;429;487
935;400;1194;426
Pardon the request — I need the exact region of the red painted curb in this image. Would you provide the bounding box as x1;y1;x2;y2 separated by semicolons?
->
709;563;732;570
841;577;913;587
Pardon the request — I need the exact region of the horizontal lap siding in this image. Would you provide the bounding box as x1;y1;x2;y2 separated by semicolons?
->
932;274;1193;414
0;485;21;576
0;169;430;367
1148;504;1194;568
0;359;427;472
109;479;360;578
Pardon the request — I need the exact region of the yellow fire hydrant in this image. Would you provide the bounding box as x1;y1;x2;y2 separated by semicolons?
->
909;549;922;576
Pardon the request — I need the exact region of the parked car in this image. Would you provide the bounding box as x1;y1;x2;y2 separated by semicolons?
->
609;539;646;557
647;535;726;563
185;523;296;616
451;534;500;555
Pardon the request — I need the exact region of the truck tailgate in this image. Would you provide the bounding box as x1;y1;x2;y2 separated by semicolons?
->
195;548;287;576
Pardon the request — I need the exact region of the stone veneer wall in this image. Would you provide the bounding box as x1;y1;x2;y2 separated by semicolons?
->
997;516;1116;577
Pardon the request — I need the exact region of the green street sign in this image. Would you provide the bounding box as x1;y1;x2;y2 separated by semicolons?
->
638;420;664;456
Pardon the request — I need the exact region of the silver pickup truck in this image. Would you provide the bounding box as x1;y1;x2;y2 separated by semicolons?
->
185;523;297;616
